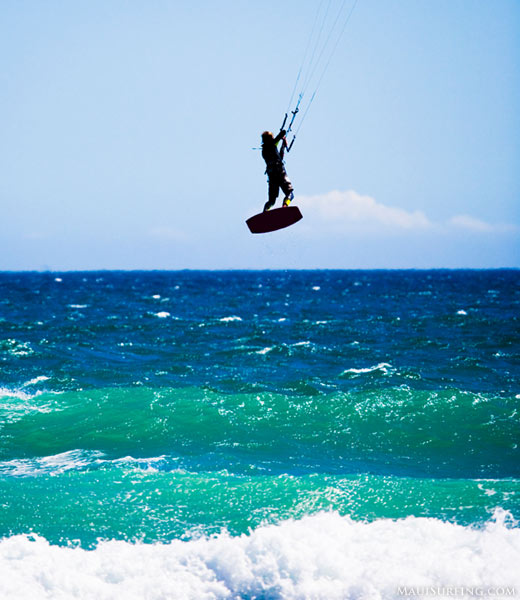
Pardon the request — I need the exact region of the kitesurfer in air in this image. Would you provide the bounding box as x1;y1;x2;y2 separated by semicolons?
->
261;129;294;212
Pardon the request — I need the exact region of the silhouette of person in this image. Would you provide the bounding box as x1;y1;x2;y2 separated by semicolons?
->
261;129;294;212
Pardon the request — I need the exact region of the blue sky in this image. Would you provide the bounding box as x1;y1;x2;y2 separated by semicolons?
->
1;0;519;270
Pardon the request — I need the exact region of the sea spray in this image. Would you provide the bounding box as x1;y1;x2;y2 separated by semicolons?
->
0;511;519;600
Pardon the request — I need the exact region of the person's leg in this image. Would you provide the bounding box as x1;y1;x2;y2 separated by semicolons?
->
263;177;280;211
281;173;294;207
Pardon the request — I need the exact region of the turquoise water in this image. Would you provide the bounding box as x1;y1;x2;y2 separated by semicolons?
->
1;270;519;598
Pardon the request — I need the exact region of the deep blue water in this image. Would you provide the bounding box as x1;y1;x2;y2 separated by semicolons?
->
2;270;518;395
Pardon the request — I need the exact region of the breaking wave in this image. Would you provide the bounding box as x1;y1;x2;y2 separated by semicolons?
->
1;510;519;600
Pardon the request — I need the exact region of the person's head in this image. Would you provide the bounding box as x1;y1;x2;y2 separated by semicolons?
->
261;131;273;143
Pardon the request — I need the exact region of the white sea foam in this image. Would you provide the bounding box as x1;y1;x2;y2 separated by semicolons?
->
220;316;242;322
256;347;273;355
0;387;61;423
0;452;174;477
0;511;519;600
68;304;88;309
0;450;105;477
0;387;46;402
2;339;34;357
293;341;312;347
477;483;497;497
112;454;173;473
22;375;50;387
341;362;393;377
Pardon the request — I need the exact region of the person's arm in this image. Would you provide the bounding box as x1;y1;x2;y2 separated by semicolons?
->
274;129;286;144
280;138;288;160
275;129;288;159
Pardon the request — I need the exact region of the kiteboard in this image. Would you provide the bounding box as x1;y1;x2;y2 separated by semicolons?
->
246;206;303;234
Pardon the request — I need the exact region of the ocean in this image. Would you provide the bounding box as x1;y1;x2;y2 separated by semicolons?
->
0;270;519;599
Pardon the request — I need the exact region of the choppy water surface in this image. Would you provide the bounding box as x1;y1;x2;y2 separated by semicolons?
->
1;270;519;599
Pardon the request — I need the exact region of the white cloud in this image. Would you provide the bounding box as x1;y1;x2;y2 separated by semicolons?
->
295;190;517;235
447;214;517;233
297;190;432;231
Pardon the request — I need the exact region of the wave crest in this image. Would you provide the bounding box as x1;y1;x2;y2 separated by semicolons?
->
0;511;519;600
